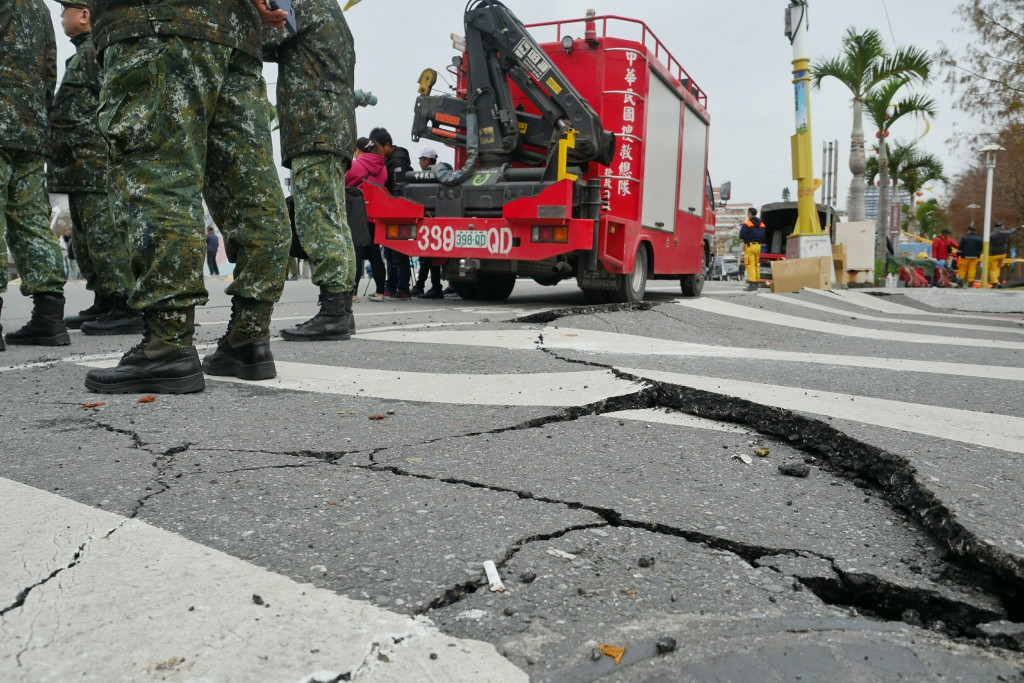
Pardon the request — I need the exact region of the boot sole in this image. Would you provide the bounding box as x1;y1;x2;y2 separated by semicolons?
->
84;373;206;394
202;359;277;381
5;333;71;346
80;323;146;336
279;331;351;342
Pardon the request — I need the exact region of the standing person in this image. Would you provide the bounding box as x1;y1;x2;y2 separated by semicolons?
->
1;0;69;351
49;0;141;335
265;0;357;342
347;137;388;301
988;221;1022;286
957;225;983;287
739;207;765;292
205;226;220;276
412;145;446;298
84;0;292;393
930;229;958;286
369;127;413;299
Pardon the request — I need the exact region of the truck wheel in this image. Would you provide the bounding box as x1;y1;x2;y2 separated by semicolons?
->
581;288;609;305
450;281;478;299
474;273;516;301
609;247;647;303
680;268;705;297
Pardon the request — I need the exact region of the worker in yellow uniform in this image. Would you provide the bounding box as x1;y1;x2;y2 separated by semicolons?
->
739;208;766;292
989;222;1022;286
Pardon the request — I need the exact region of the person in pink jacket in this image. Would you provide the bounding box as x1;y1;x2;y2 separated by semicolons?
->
347;138;388;298
346;138;388;188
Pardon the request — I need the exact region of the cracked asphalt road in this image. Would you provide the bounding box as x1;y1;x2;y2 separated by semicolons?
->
2;279;1023;681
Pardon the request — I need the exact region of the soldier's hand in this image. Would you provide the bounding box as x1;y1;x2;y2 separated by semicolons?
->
250;0;288;28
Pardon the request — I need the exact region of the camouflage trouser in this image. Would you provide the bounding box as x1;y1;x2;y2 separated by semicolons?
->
0;149;66;297
292;152;356;292
99;36;288;344
69;191;134;299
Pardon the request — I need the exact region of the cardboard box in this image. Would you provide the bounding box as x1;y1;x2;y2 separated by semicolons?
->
832;243;848;261
769;256;833;293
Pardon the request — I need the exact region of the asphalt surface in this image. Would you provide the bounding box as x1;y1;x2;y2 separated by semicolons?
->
2;277;1023;682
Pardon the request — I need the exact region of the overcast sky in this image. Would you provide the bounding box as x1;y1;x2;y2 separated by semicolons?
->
49;0;981;211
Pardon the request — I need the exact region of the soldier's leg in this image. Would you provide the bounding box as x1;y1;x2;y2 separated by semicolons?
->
203;48;288;338
199;48;287;375
76;192;133;300
3;152;66;297
77;191;144;335
290;152;355;292
86;36;227;392
2;150;69;346
68;194;97;292
280;152;355;341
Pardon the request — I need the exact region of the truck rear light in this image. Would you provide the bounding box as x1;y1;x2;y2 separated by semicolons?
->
386;224;416;240
531;225;569;243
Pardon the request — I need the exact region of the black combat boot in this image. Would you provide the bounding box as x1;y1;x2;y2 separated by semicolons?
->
80;295;145;335
85;308;203;394
280;287;351;341
4;293;71;346
0;297;5;352
202;298;277;380
65;293;109;329
746;281;759;292
345;289;356;334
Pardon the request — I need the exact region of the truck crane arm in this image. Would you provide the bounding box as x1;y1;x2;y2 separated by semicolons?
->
413;0;616;176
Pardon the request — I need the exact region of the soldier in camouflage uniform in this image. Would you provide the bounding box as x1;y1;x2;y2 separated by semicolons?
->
265;0;357;342
49;0;141;335
84;0;292;393
1;0;70;351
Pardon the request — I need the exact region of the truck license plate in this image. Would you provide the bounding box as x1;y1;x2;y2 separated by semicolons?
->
454;230;488;249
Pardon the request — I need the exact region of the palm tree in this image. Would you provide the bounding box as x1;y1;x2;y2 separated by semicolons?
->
864;79;937;259
811;27;932;223
866;141;947;234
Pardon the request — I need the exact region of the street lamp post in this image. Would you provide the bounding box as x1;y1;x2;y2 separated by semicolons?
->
967;203;980;228
979;144;1003;288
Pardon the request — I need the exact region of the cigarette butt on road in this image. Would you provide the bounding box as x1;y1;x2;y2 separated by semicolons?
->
483;560;506;592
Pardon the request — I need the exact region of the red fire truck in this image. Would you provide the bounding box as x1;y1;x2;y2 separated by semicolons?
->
363;1;721;303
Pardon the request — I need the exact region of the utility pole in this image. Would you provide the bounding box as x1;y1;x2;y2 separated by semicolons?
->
783;0;832;274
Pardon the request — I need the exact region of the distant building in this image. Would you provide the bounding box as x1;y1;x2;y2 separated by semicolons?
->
849;185;912;219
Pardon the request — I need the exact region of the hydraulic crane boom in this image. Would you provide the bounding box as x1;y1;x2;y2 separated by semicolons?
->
412;0;616;177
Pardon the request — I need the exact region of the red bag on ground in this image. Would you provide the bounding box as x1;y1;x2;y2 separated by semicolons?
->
898;265;930;287
934;268;953;288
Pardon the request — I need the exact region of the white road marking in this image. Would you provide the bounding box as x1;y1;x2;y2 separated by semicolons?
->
0;477;525;682
674;298;1024;349
357;327;1024;382
814;289;948;316
622;367;1024;455
772;293;1024;335
603;409;749;433
77;359;645;407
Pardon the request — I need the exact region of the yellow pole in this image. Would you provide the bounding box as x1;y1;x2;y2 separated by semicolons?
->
791;56;823;235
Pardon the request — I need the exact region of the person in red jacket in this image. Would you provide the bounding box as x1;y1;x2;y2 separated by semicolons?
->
930;229;958;286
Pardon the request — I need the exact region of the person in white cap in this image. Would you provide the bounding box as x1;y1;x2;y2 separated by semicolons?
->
417;146;439;171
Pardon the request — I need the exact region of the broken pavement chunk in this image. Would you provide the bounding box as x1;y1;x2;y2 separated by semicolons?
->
778;462;811;477
732;453;753;465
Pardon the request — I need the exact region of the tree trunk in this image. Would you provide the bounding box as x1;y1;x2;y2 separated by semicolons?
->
847;99;867;223
875;137;891;263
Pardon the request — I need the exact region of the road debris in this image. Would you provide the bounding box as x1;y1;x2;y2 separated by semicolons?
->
778;463;811;478
598;644;626;664
732;453;753;465
547;548;577;560
82;402;105;409
483;560;506;592
754;447;770;457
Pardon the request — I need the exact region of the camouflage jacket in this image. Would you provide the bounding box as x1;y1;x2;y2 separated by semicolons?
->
264;0;355;167
48;33;107;193
0;0;57;155
90;0;263;60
